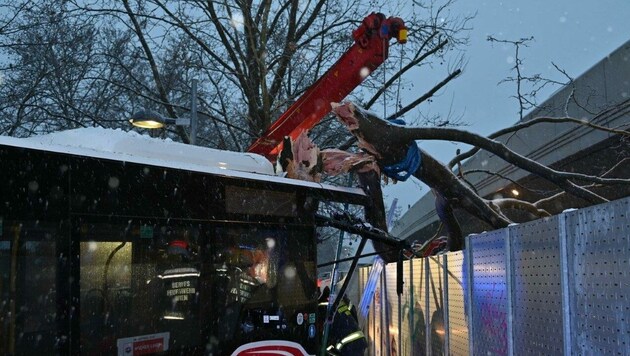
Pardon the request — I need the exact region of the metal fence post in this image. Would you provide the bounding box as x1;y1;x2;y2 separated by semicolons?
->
559;212;572;355
409;259;414;356
443;254;450;355
398;289;402;355
425;257;431;356
398;254;402;356
506;228;514;356
465;234;475;355
382;269;391;354
371;267;375;356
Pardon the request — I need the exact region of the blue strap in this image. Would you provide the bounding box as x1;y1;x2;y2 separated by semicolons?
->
381;118;422;181
383;141;421;181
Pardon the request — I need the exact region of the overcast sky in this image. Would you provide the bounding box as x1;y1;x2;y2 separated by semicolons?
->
381;0;630;216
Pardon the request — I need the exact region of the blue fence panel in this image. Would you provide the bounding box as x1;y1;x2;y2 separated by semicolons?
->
468;230;509;356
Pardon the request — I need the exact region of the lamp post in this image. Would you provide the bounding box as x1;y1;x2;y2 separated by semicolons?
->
190;79;198;145
129;79;199;145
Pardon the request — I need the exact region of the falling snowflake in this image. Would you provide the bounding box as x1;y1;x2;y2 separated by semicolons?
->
108;176;120;189
360;67;370;79
230;13;244;32
283;264;297;279
28;180;39;192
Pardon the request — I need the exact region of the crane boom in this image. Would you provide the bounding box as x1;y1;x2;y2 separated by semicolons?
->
247;12;407;161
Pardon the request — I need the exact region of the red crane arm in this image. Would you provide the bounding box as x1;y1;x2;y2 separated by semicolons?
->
247;12;407;161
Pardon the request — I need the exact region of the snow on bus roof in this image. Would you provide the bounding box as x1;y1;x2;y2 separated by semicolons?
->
0;127;366;196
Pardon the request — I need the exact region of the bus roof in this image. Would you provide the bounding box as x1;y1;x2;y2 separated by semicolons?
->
0;128;367;197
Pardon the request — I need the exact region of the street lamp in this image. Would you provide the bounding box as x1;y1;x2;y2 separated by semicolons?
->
129;79;199;145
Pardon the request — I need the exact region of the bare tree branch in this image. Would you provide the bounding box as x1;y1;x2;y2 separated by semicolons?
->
366;36;447;110
448;100;630;168
386;68;461;121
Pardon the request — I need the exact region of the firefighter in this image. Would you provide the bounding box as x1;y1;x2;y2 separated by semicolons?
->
159;239;200;318
210;244;266;352
318;286;367;355
156;237;201;348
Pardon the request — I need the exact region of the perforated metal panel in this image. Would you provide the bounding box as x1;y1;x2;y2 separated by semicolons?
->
469;230;509;356
362;265;381;356
358;266;373;354
510;216;564;354
362;198;630;355
446;251;469;356
358;267;370;344
411;258;427;355
358;266;366;311
400;260;414;356
566;198;630;355
384;262;398;355
428;256;446;354
373;269;383;356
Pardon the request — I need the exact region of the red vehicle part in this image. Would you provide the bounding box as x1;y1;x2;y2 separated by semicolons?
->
247;12;407;161
231;340;311;356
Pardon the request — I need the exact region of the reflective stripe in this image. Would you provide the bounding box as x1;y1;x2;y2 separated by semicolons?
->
335;330;365;350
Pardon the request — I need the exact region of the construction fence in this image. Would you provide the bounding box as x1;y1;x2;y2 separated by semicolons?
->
357;197;630;355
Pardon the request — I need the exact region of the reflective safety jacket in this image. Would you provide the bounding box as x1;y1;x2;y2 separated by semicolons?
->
319;298;367;355
159;261;200;320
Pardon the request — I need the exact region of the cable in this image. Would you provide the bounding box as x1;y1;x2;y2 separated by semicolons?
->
396;43;405;110
103;241;127;294
383;38;388;120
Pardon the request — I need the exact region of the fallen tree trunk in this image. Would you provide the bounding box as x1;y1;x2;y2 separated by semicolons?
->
330;102;513;252
282;101;629;259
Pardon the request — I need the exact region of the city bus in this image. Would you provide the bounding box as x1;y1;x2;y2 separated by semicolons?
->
0;127;371;355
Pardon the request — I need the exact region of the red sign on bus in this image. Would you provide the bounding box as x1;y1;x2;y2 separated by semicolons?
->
117;332;170;355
